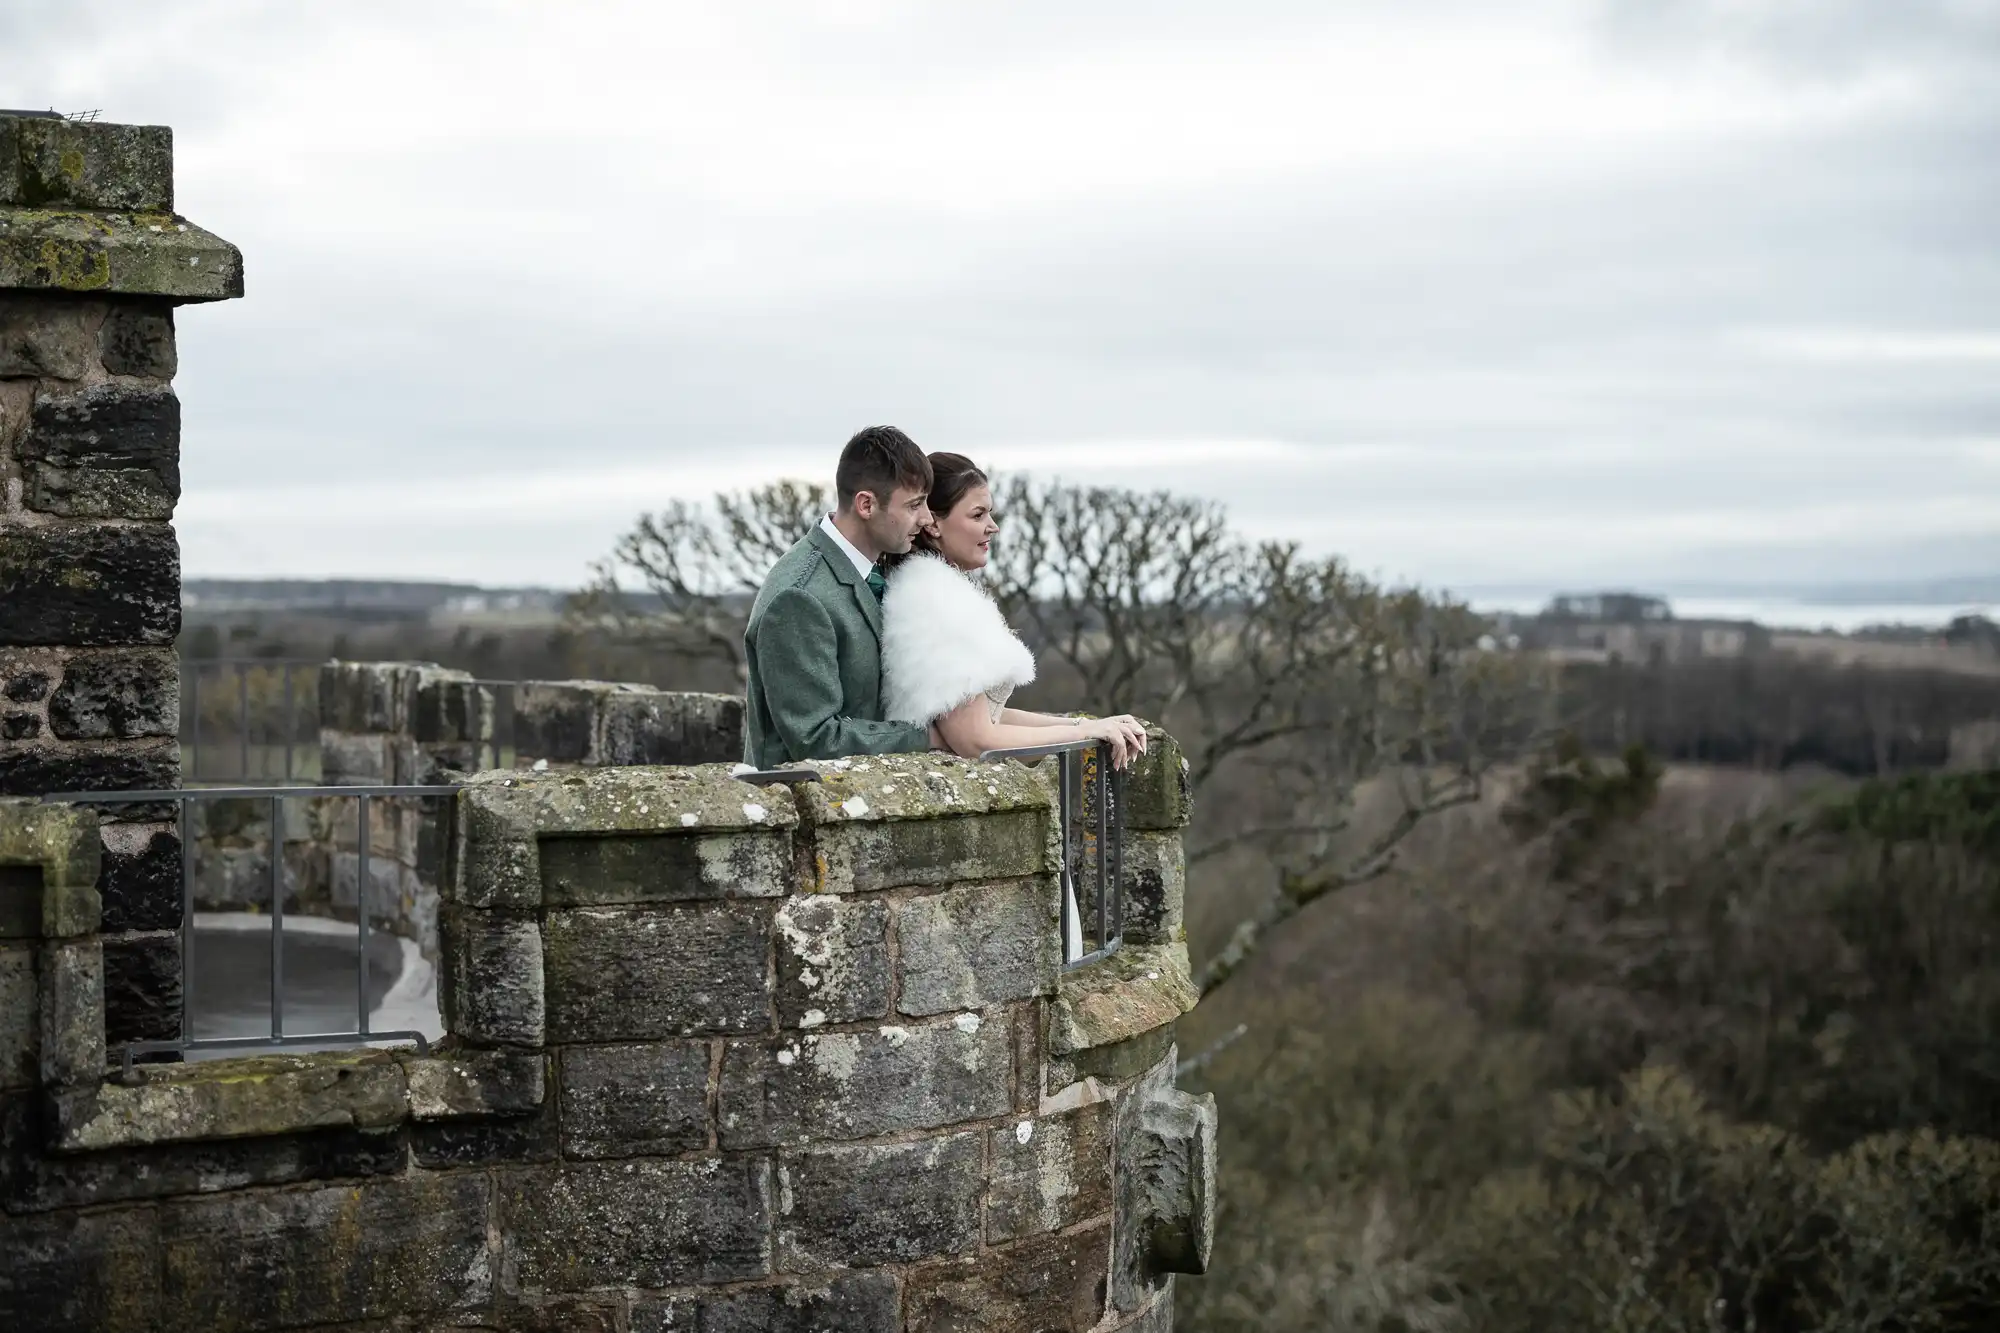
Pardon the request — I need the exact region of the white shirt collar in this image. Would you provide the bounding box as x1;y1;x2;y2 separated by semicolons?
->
818;514;876;579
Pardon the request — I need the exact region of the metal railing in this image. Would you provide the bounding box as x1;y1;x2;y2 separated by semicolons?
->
981;739;1125;968
42;783;457;1074
181;657;324;785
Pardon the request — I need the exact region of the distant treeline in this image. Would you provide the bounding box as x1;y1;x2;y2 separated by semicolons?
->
183;611;1998;777
1556;656;1999;774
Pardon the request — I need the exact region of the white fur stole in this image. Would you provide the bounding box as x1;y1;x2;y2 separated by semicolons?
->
880;554;1036;724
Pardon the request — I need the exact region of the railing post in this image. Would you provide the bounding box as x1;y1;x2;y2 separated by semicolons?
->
357;793;371;1036
979;737;1128;968
179;797;193;1046
238;667;251;783
1095;742;1109;955
268;792;283;1041
190;665;203;783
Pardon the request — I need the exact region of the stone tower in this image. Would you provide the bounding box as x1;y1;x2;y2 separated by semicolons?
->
0;109;244;1050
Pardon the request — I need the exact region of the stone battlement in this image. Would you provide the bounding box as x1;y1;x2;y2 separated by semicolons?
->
0;732;1210;1331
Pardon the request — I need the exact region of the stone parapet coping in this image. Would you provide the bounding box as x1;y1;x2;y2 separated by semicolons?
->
47;1044;541;1152
791;750;1056;823
1048;941;1199;1056
0;207;242;301
463;763;804;836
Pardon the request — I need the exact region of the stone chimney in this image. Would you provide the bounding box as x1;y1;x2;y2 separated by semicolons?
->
0;111;242;1049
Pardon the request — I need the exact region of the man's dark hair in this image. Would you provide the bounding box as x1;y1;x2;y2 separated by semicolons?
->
836;426;933;511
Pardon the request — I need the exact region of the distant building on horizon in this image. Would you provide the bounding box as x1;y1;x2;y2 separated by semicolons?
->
1494;590;1771;665
1544;591;1674;624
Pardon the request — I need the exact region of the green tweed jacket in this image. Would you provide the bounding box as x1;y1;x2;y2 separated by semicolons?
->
742;526;932;770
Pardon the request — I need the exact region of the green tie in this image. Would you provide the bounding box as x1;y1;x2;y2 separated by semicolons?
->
866;568;888;602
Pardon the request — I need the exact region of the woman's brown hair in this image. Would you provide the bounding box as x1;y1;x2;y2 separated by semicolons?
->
904;452;989;561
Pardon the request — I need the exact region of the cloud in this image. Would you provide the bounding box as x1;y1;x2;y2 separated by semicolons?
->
1729;330;2000;363
3;0;1995;592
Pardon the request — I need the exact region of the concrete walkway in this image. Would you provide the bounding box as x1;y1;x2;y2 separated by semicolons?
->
187;912;442;1057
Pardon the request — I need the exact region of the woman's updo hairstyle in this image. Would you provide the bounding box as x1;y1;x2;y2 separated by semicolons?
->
907;452;988;560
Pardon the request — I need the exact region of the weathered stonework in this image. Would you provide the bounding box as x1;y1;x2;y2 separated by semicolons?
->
2;112;241;1062
773;891;889;1026
719;1018;1013;1149
306;660;493;963
5;692;1206;1329
512;679;743;768
986;1099;1116;1243
558;1040;710;1158
501;1156;773;1290
896;875;1060;1016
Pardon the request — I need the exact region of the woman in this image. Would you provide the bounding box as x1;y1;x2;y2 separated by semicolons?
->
879;453;1149;959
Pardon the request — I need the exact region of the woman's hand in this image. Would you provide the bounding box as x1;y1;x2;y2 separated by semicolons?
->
1084;714;1149;768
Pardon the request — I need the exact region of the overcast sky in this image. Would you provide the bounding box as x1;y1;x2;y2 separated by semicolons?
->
7;0;1998;596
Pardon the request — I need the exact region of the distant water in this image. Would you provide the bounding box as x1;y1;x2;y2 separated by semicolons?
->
1469;597;1996;634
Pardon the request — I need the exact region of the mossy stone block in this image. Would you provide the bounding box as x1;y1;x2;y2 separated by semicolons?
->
1048;942;1198;1056
557;1040;710;1159
0;797;101;937
814;808;1051;893
718;1020;1010;1149
38;938;103;1087
773;892;890;1028
895;876;1059;1017
776;1131;984;1271
1121;725;1191;831
793;750;1053;825
402;1045;546;1120
440;906;544;1048
986;1100;1116;1243
0;116;173;211
0;208;243;301
49;1050;410;1151
500;1157;772;1289
1120;830;1186;945
0;523;180;647
902;1221;1112;1333
0;1205;163;1333
538;828;795;906
542;903;771;1041
158;1172;493;1330
0;945;38;1089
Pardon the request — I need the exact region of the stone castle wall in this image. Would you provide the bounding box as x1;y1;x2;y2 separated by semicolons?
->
0;111;243;1052
186;663;746;965
0;730;1210;1331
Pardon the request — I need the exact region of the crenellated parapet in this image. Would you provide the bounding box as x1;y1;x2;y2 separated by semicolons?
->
0;729;1212;1330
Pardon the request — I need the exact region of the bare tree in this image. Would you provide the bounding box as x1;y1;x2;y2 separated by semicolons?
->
985;477;1241;716
569;480;827;683
985;476;1548;997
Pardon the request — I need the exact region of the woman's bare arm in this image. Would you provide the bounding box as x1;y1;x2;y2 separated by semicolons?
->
997;707;1071;728
936;697;1146;765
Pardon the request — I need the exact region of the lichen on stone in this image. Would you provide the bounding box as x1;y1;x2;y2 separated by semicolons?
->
1048;941;1199;1056
793;751;1052;825
459;764;800;837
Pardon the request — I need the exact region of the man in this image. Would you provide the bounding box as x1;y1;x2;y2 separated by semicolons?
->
742;426;941;769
